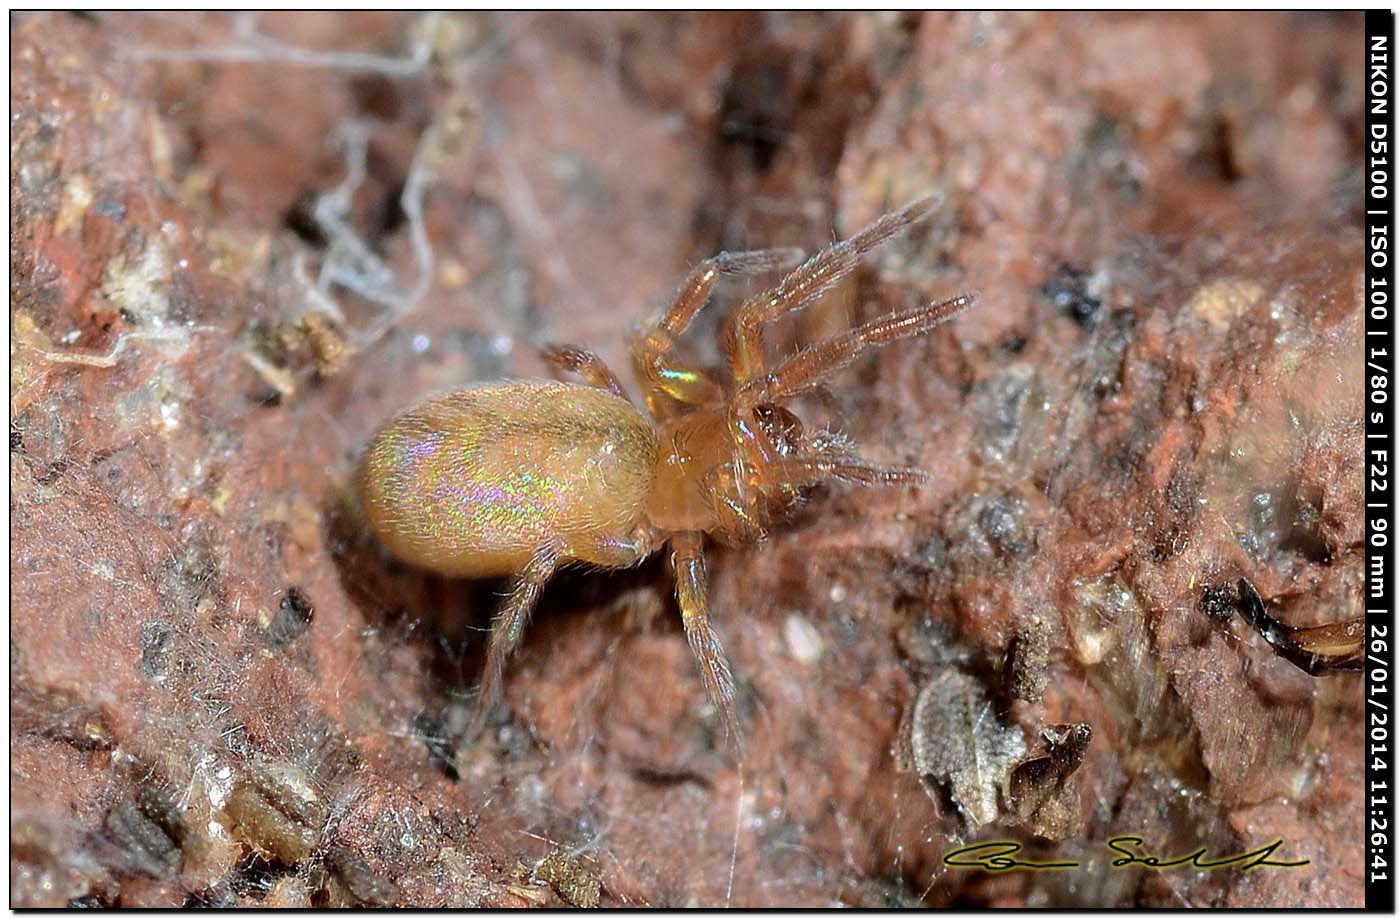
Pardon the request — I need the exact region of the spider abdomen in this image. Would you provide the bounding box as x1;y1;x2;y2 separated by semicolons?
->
359;380;659;578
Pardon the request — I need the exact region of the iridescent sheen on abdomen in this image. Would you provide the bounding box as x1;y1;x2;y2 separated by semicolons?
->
359;380;659;577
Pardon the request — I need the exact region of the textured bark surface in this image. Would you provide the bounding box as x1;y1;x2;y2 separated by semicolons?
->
11;11;1364;907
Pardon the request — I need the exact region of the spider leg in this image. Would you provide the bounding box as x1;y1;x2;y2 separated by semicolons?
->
770;456;929;487
633;247;805;412
738;292;977;407
467;544;558;742
541;343;628;399
729;196;939;383
566;523;658;569
670;531;744;755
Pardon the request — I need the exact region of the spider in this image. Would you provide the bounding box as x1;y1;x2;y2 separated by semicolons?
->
358;197;976;750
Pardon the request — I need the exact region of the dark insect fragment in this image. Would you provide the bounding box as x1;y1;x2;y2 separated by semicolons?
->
267;586;315;647
1007;722;1092;839
1041;263;1102;329
1199;577;1363;676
